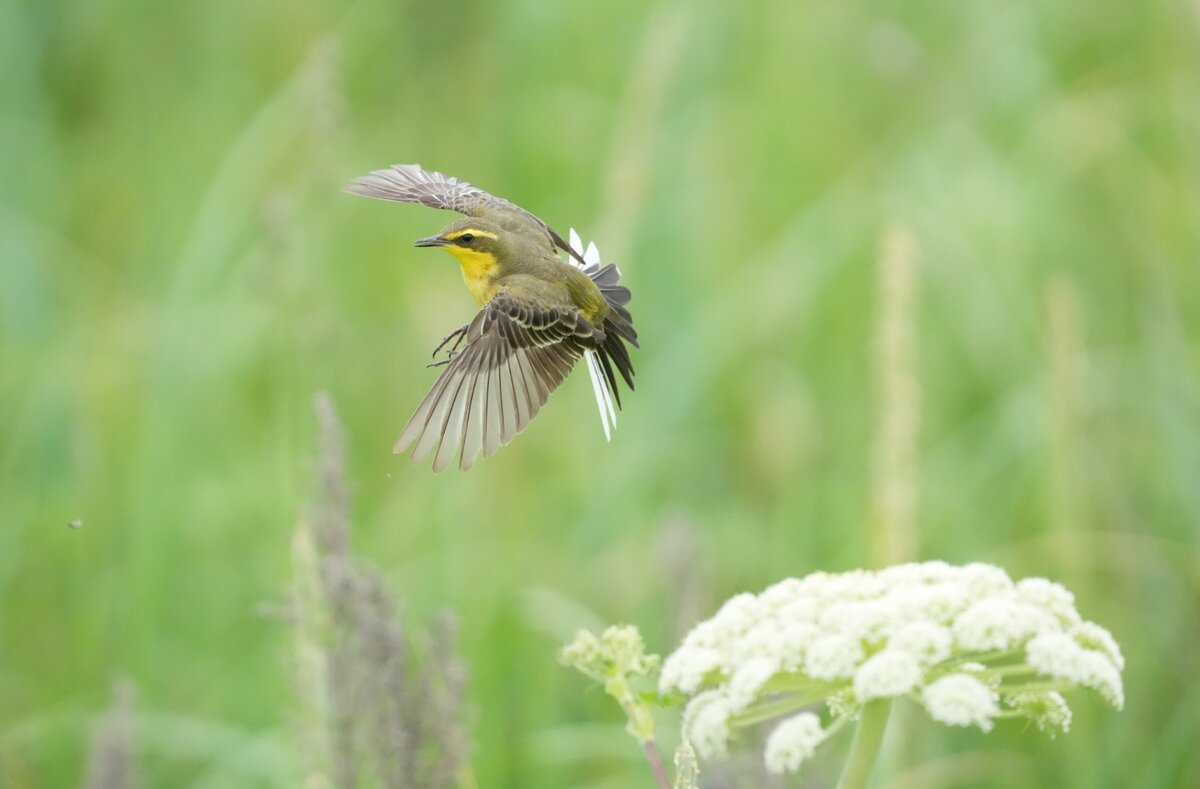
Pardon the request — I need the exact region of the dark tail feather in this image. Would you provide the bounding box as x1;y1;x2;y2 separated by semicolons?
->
596;349;623;409
602;331;635;390
589;264;637;405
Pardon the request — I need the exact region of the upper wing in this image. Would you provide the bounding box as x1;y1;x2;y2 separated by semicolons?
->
394;290;599;472
345;163;508;216
344;163;585;263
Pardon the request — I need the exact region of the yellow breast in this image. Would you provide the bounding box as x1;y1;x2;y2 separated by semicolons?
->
444;247;501;305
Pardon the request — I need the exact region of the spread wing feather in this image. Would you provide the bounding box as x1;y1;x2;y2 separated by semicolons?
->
344;163;507;216
344;163;584;262
394;291;598;472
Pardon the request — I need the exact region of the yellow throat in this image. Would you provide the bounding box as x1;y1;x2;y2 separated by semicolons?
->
442;246;500;305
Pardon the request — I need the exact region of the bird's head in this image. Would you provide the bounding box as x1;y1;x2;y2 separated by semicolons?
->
414;218;506;268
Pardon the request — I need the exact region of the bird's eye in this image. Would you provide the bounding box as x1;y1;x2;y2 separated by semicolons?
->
458;233;475;244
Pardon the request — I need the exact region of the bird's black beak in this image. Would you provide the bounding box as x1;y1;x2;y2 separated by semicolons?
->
414;235;448;248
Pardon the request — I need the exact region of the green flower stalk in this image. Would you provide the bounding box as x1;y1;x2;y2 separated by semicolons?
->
561;625;669;789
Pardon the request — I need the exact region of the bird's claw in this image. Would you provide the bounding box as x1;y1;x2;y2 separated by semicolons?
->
427;324;469;368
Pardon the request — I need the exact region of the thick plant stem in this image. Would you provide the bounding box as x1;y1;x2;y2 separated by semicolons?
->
606;675;670;789
640;740;671;789
836;698;893;789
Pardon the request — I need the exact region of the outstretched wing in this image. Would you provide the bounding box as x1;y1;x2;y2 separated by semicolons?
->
345;163;508;216
344;163;584;263
395;290;600;472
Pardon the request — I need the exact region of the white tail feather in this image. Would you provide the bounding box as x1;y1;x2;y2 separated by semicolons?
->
568;228;617;440
585;351;614;441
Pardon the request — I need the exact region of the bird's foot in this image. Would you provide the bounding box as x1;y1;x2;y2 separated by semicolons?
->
427;324;469;368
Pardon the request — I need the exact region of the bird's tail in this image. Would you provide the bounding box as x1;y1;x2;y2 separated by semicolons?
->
567;230;638;441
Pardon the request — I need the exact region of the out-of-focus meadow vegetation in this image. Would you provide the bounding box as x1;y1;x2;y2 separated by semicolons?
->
2;0;1198;786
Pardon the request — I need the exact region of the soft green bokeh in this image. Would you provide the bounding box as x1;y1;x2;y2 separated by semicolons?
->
2;0;1198;786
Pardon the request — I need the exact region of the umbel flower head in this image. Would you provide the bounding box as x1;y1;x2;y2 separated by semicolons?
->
658;562;1124;775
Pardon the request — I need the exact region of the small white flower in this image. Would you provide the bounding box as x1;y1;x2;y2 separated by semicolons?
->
774;622;821;672
760;578;805;607
1025;632;1124;708
764;712;824;774
711;593;761;638
853;649;923;701
922;674;1000;731
826;688;856;718
682;691;733;760
1007;691;1072;736
895;582;973;625
804;634;864;681
952;596;1058;652
814;569;886;603
877;559;954;587
601;625;658;674
776;596;822;624
659;646;722;694
1071;621;1125;671
727;657;779;712
730;618;785;664
820;600;896;644
680;620;720;650
889;622;953;666
961;562;1015;599
1015;578;1080;627
560;629;602;672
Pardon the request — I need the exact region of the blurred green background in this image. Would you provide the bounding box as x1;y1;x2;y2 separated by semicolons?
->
3;0;1198;786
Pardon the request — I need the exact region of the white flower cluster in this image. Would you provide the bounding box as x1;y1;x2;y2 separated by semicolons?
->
659;562;1124;773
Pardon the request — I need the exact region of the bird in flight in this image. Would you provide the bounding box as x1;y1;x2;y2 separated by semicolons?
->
345;164;638;472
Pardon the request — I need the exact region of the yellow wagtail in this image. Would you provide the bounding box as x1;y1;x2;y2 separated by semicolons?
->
345;164;637;472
